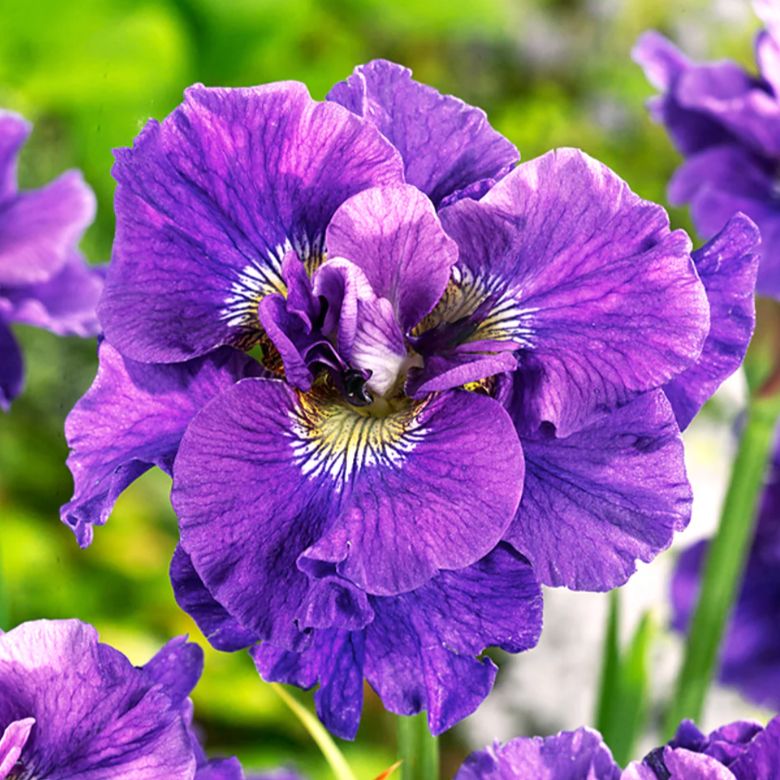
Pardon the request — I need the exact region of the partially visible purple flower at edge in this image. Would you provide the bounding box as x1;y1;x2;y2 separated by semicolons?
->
671;446;780;711
0;618;300;780
454;716;780;779
61;60;759;737
632;0;780;299
0;110;104;408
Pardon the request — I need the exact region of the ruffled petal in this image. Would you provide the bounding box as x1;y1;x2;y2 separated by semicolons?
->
664;215;759;430
729;716;780;780
455;729;622;780
438;148;708;436
0;170;96;287
326;184;458;331
254;545;541;740
505;391;691;590
1;251;105;337
327;60;518;207
102;83;403;362
0;620;196;780
0;110;30;204
170;546;261;652
61;341;264;547
172;378;524;653
661;748;737;780
0;319;23;411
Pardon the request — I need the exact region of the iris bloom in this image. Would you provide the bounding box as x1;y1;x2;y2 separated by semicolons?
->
455;717;780;779
633;0;780;298
0;618;247;780
0;110;104;408
63;61;758;736
672;447;780;711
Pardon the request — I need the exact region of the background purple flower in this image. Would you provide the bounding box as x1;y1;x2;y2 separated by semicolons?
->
671;446;780;711
0;619;201;780
632;2;780;298
0;110;104;409
453;716;780;779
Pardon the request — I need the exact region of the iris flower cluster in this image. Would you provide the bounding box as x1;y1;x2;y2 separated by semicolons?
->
455;717;780;779
633;0;780;298
0;619;300;780
59;60;761;738
0;110;104;408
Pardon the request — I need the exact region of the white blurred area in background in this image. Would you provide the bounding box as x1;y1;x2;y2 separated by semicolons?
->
464;367;774;757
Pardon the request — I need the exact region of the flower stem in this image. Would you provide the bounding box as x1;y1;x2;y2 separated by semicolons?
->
664;390;780;738
397;713;439;780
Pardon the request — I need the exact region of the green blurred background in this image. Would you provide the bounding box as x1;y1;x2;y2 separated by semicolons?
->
0;0;760;776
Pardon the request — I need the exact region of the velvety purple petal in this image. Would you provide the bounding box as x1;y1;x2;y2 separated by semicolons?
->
254;632;365;740
729;716;780;780
0;620;196;780
102;82;404;363
439;148;709;437
256;545;541;739
141;636;203;709
631;32;738;156
170;545;261;652
505;390;691;590
363;544;541;735
454;728;622;780
173;377;524;647
0;718;34;779
663;214;759;430
0;170;96;287
61;341;265;547
0;319;23;411
327;60;518;207
326;184;458;331
406;351;517;397
1;251;105;337
0;111;30;204
662;748;737;780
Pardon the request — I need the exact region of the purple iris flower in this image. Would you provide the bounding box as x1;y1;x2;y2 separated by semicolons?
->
0;618;205;779
454;716;780;779
632;0;780;299
671;447;780;711
0;110;104;408
62;61;759;736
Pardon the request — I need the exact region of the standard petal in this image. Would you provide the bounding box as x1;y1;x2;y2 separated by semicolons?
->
455;729;622;780
662;748;737;780
0;110;30;204
0;170;96;287
0;319;23;411
0;620;196;780
101;82;404;363
505;391;691;591
255;545;541;740
664;215;759;430
327;60;519;207
326;184;458;331
170;546;261;652
61;341;264;547
1;251;105;337
172;378;524;655
439;149;709;436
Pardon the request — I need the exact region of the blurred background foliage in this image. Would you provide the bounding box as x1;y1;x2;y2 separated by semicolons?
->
0;0;760;776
